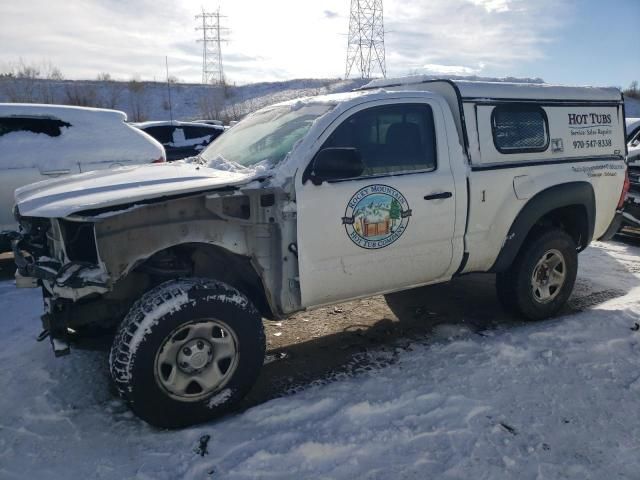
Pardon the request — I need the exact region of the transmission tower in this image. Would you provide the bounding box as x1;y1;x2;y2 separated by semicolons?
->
345;0;386;79
196;7;228;84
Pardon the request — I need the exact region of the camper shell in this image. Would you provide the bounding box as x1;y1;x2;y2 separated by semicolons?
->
361;77;627;166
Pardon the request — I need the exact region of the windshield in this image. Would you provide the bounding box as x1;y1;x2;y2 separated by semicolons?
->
200;102;334;169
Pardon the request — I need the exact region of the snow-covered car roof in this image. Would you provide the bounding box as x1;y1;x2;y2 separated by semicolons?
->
0;103;127;122
361;76;623;102
133;120;225;131
0;103;164;169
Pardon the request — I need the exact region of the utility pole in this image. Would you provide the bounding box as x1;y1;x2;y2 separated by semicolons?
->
345;0;386;79
196;7;228;85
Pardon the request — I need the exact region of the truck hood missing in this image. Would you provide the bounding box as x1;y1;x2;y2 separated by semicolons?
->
15;162;259;218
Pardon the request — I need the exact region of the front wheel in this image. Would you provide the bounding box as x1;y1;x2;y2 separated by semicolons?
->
496;228;578;321
109;278;265;428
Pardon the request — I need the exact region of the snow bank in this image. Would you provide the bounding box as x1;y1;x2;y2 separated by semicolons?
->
2;241;640;479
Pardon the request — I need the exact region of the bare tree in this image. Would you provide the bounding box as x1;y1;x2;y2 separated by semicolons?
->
625;81;640;100
95;73;125;109
1;59;41;102
198;85;226;120
42;62;64;81
128;78;148;122
39;62;64;103
64;82;98;106
0;60;65;103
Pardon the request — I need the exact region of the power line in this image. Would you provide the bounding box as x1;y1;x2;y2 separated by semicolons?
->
345;0;386;79
195;7;229;85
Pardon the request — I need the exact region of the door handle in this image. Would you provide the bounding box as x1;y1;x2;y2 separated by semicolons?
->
41;169;71;176
424;191;453;200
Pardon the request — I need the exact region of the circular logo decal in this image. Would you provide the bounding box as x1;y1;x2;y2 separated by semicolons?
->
342;184;412;249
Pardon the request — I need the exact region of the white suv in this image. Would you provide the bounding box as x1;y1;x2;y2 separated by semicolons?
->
0;104;165;235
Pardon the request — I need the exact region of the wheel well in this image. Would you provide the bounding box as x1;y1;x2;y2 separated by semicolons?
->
528;205;589;250
490;182;595;273
133;243;275;319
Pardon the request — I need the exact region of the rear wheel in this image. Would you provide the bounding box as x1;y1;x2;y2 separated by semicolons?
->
109;278;265;428
496;228;578;321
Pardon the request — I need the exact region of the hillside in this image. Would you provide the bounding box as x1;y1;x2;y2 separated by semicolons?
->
0;77;368;123
626;97;640;117
1;75;637;123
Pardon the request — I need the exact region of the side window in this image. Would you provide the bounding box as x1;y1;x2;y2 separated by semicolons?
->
491;105;549;153
143;126;174;144
184;126;220;140
321;104;437;177
630;129;640;148
0;117;71;137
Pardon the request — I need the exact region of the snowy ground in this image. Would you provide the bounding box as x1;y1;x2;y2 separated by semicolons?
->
2;240;640;479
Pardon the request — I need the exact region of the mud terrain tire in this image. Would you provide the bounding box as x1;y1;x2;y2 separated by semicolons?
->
109;278;265;428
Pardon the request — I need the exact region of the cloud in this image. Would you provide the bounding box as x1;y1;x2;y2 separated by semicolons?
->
422;64;482;75
467;0;511;13
0;0;570;84
384;0;569;77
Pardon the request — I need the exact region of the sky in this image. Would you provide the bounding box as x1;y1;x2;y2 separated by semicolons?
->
0;0;637;87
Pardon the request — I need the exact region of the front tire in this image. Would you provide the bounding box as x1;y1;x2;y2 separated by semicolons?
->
109;278;265;428
496;228;578;321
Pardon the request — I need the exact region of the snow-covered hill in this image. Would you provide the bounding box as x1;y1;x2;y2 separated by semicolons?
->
2;240;640;479
2;75;637;126
0;77;368;122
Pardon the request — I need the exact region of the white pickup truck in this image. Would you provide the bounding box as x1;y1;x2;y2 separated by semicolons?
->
4;78;628;427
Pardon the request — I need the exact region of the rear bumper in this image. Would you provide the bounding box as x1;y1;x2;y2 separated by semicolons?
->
600;211;624;241
620;190;640;230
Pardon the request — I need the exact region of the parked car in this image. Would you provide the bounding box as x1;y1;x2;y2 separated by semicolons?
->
133;120;225;161
618;118;640;231
3;78;627;427
0;104;165;248
626;117;640;162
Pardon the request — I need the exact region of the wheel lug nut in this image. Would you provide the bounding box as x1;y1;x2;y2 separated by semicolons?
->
197;341;204;349
183;347;192;355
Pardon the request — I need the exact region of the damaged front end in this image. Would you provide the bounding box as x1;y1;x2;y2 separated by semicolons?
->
9;179;301;358
11;213;110;356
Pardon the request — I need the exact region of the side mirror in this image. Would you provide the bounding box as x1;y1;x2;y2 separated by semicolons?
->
308;147;364;185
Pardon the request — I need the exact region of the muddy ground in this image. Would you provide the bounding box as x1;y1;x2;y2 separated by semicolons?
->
1;237;636;412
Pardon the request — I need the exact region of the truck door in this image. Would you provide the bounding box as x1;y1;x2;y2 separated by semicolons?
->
296;100;457;307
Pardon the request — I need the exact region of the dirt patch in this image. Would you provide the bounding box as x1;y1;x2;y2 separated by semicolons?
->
241;271;627;408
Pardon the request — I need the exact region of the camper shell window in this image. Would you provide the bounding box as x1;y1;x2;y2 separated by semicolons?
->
491;105;549;154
